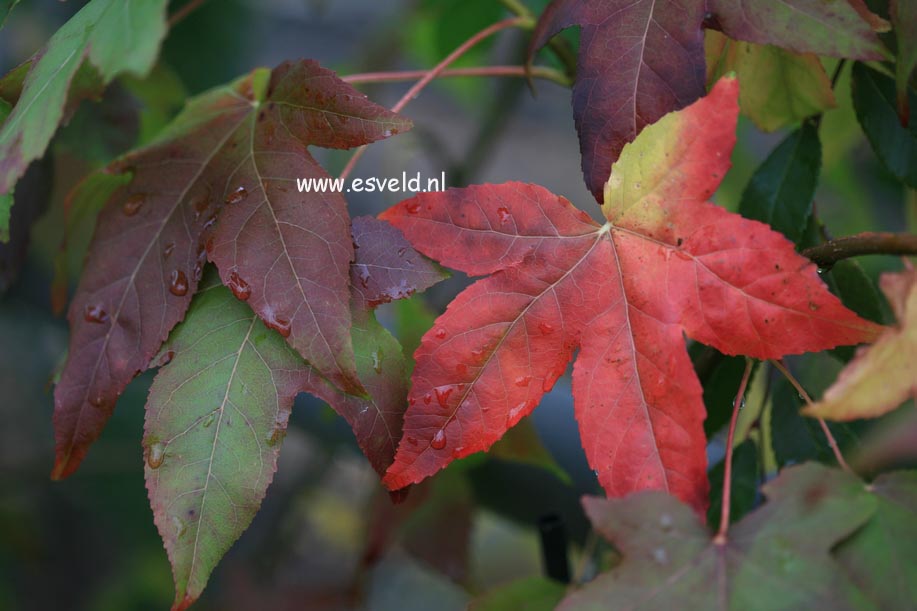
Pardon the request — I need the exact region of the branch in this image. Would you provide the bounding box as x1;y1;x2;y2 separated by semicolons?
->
339;17;527;182
713;358;754;546
342;65;571;87
802;232;917;268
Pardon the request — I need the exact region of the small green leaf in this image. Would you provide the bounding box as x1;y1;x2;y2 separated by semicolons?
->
834;470;917;609
852;61;917;187
739;122;821;243
0;0;168;194
0;0;19;29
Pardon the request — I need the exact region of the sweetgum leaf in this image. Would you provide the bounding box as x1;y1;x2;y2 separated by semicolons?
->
705;32;837;132
834;470;917;609
738;122;821;243
52;61;411;479
852;61;917;186
146;220;444;609
0;0;169;195
529;0;886;200
380;78;882;511
804;267;917;421
560;463;876;610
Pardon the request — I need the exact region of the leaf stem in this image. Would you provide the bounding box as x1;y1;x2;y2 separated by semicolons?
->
342;65;571;87
498;0;578;77
802;231;917;268
338;17;527;182
168;0;208;28
713;357;754;546
770;359;853;473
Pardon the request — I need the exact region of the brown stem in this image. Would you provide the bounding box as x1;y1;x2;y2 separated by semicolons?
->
713;358;754;546
342;65;571;87
802;232;917;268
338;17;527;182
168;0;208;27
770;360;853;473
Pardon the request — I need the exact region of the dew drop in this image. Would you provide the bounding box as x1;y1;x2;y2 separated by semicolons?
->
497;206;512;224
169;270;189;296
423;393;432;405
371;350;382;374
408;396;416;406
407;436;418;446
266;315;291;338
451;446;465;459
163;242;176;259
514;375;531;387
172;516;187;538
652;547;669;566
89;395;106;409
434;328;447;340
406;201;422;214
228;271;251;301
225;186;248;205
382;128;393;138
122;193;145;216
434;385;454;408
84;304;109;324
506;400;530;426
147;443;165;469
158;350;175;367
659;514;674;531
355;263;370;288
202;412;215;428
538;322;555;335
431;429;447;450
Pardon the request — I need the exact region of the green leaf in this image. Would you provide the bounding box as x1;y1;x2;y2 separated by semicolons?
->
0;0;169;194
823;259;886;361
739;122;821;243
562;463;876;610
834;470;917;609
0;96;10;242
770;376;860;468
144;276;315;610
469;576;566;611
852;61;917;187
706;439;760;527
701;354;755;436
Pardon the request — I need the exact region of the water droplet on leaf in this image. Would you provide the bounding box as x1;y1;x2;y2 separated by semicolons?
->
122;193;145;216
538;322;554;335
497;207;512;224
228;272;251;301
226;186;248;205
434;328;447;339
431;429;447;450
434;385;454;408
514;375;531;387
84;304;109;324
266;315;291;338
169;270;189;296
147;443;165;469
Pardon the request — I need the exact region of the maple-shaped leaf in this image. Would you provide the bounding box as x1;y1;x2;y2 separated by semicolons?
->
705;32;836;133
529;0;887;200
52;60;410;479
379;78;882;511
559;463;876;610
0;0;168;195
146;221;444;610
804;265;916;421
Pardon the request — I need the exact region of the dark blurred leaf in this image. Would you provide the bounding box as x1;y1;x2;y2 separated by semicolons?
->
706;439;760;527
120;63;187;146
892;0;917;121
770;376;861;468
834;470;917;609
490;419;571;484
0;0;18;29
426;0;503;60
0;158;53;292
561;463;876;610
739;122;821;243
702;355;756;436
367;552;470;611
469;576;566;611
823;259;886;361
852;62;917;187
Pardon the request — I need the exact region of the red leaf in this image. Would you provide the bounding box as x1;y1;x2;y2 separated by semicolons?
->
529;0;887;201
52;61;410;479
379;78;882;512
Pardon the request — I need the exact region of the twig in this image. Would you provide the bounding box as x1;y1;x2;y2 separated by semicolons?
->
168;0;208;28
713;358;754;546
770;360;853;473
339;17;527;182
342;65;571;87
801;232;917;268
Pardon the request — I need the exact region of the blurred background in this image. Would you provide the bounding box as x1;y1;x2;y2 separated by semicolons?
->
0;1;913;609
